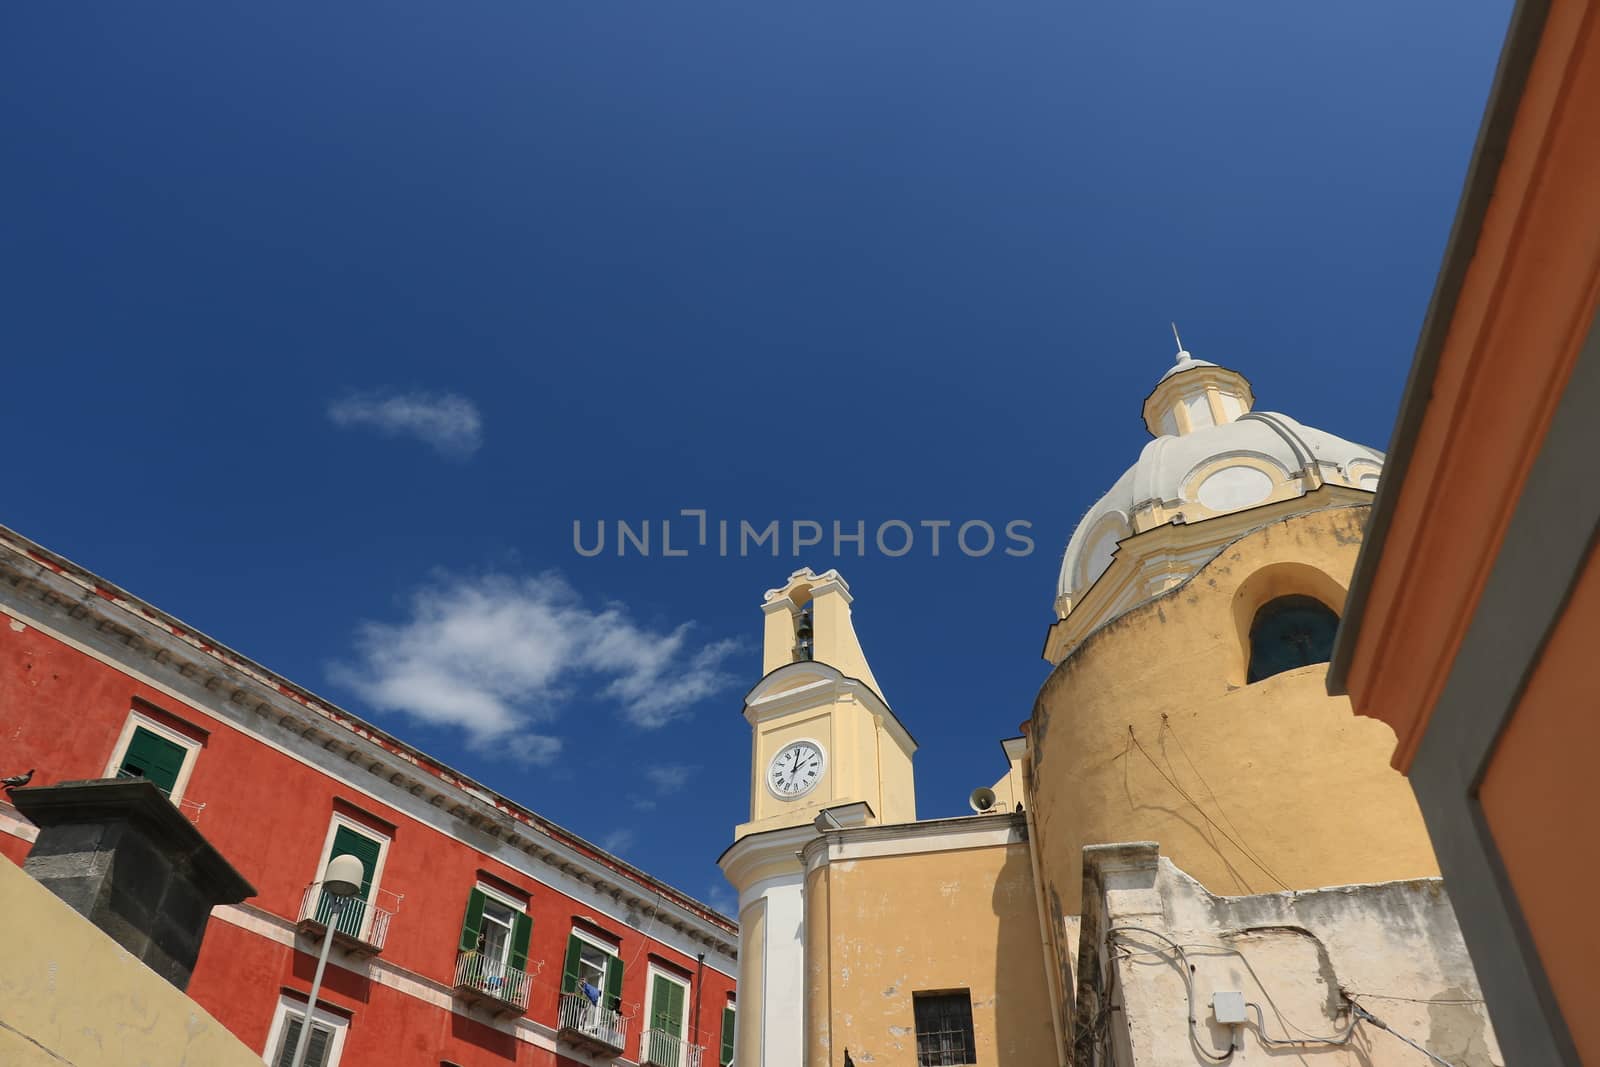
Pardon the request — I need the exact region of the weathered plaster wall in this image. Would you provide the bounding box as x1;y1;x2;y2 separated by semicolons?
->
808;834;1055;1067
1030;507;1437;927
1077;844;1500;1066
0;856;263;1067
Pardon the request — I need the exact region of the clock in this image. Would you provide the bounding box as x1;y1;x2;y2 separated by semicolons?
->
766;739;825;799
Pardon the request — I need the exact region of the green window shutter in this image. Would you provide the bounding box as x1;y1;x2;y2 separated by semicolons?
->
509;911;533;971
120;727;187;795
459;888;487;953
327;826;379;901
318;826;381;938
664;980;685;1038
651;975;671;1029
721;1007;735;1065
561;934;584;994
604;952;624;1011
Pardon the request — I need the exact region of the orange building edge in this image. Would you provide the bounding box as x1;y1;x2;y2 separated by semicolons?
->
1328;0;1600;1061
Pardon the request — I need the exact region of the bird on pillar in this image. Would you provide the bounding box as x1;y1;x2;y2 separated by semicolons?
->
2;769;34;790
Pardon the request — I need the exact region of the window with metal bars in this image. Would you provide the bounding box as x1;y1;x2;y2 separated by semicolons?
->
913;991;975;1067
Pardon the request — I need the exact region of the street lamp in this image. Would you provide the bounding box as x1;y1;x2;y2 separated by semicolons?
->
289;853;364;1067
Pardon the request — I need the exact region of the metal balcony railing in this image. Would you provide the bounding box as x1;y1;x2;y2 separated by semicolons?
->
641;1028;703;1067
113;770;205;824
452;951;532;1014
557;991;628;1053
295;881;393;954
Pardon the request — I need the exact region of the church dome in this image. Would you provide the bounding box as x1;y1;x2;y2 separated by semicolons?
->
1053;346;1384;620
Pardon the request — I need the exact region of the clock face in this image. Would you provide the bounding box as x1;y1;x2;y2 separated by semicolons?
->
766;740;825;799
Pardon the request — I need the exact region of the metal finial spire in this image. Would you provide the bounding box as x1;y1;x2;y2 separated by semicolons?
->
1171;322;1190;363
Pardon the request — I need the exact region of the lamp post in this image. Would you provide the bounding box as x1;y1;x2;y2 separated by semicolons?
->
290;853;364;1067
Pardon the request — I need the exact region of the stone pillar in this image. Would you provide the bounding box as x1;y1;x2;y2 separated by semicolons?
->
12;778;256;991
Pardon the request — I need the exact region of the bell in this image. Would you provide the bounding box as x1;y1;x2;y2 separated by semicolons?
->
794;608;815;661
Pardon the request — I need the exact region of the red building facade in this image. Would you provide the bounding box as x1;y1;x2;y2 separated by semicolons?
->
0;524;738;1067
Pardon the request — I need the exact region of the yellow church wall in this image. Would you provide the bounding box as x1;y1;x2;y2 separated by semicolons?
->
0;858;262;1067
1029;505;1439;929
986;737;1027;813
874;717;916;824
803;819;1057;1067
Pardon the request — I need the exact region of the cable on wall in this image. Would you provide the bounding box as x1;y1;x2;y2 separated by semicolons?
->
1106;926;1234;1063
1125;727;1292;891
1107;927;1468;1066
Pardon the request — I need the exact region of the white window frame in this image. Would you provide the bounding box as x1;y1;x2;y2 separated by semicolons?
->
313;814;391;942
473;882;526;971
570;925;621;992
261;994;350;1067
643;963;691;1042
102;709;203;804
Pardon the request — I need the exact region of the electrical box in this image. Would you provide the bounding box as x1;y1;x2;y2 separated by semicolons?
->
1212;991;1246;1025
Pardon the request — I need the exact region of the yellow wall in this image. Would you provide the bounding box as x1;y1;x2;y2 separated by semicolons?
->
806;830;1056;1067
1030;506;1438;926
0;858;262;1067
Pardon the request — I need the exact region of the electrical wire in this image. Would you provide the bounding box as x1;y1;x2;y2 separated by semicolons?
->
1126;727;1292;892
1245;1002;1359;1048
1106;926;1233;1063
1352;1002;1464;1067
1107;928;1468;1066
1157;715;1287;893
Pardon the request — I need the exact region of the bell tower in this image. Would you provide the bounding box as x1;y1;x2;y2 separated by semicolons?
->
718;569;917;1067
739;568;915;836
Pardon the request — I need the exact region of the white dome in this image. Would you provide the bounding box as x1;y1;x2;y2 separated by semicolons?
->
1054;352;1384;616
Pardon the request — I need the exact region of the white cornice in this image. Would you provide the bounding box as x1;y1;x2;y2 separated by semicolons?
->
801;813;1026;875
743;662;917;755
762;567;849;605
1045;492;1373;662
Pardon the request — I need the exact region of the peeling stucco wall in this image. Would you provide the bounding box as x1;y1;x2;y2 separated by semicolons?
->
1077;843;1501;1066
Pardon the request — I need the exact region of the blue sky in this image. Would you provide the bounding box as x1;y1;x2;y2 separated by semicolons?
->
1;2;1511;916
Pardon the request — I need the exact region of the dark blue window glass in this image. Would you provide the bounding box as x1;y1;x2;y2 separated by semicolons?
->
1247;595;1339;683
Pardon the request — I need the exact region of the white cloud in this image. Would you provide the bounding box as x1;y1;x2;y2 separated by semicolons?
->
644;764;697;794
601;828;636;855
329;572;739;764
327;390;483;457
704;882;737;917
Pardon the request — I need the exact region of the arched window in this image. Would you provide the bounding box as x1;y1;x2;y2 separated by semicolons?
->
1247;595;1340;683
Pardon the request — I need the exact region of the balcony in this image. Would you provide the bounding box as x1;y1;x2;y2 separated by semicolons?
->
453;951;533;1015
295;881;394;955
641;1028;703;1067
557;991;628;1055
